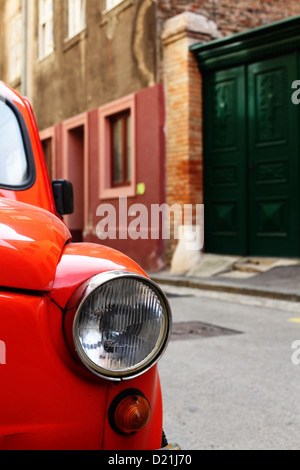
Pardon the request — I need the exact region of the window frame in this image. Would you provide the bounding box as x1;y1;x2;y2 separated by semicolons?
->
38;0;54;60
67;0;86;39
99;94;136;200
110;110;131;188
0;96;36;191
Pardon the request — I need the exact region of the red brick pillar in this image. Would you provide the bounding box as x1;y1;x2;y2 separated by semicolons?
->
161;12;220;271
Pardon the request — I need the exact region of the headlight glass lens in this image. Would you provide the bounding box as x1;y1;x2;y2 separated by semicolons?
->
73;274;171;379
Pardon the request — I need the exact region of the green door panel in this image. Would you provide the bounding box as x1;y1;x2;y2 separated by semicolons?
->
203;66;247;255
247;53;299;256
204;53;299;257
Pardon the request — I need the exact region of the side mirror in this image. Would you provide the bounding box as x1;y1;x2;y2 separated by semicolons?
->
52;179;74;216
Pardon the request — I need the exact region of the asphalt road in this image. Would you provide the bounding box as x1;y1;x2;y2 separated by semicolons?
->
157;285;300;450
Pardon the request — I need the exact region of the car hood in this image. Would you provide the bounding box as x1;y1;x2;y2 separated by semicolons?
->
0;198;71;291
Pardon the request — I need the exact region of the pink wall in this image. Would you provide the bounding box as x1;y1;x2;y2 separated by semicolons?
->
87;84;166;272
41;84;166;272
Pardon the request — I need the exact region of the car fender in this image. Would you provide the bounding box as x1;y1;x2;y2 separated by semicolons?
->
49;241;148;309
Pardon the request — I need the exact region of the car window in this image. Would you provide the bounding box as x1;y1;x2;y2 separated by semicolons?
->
0;99;29;187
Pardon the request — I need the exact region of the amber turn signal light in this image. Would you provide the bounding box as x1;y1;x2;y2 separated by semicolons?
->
108;389;151;435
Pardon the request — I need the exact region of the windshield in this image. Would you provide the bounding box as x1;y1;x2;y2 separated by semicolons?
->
0;99;29;187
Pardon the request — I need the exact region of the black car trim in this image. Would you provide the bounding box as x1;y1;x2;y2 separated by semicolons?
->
0;286;47;297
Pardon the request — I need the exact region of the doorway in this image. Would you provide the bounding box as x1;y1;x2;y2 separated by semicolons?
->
64;117;87;242
203;53;299;256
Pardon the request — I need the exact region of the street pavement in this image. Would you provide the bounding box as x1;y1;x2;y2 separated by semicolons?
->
150;255;300;450
150;254;300;302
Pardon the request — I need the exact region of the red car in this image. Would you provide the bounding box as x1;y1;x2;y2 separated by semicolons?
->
0;82;177;451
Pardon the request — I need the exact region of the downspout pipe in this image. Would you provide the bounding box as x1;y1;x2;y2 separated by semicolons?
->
21;0;27;96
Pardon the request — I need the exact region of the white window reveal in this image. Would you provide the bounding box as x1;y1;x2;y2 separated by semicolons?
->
68;0;86;38
39;0;53;59
106;0;124;11
8;13;22;81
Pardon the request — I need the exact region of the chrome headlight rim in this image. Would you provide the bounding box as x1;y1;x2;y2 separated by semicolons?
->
70;271;172;381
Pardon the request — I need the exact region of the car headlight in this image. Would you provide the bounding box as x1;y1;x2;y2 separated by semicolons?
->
64;271;172;381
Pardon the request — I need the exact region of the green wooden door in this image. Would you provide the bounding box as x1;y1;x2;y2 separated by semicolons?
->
204;54;299;257
247;54;299;256
204;66;247;255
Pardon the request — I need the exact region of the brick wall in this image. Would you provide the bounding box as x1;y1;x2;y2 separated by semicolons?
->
160;2;300;266
161;13;213;262
158;0;300;36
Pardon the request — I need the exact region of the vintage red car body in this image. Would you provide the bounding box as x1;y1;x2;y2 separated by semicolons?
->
0;82;174;450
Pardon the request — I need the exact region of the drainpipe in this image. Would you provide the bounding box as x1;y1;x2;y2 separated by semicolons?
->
21;0;27;96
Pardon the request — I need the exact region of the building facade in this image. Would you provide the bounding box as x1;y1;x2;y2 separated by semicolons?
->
1;0;300;271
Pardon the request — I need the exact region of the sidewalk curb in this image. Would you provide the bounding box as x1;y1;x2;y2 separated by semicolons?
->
150;274;300;303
